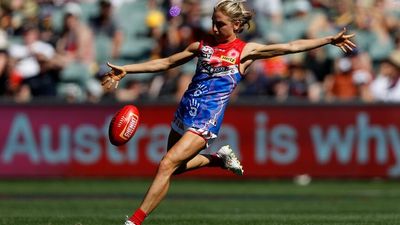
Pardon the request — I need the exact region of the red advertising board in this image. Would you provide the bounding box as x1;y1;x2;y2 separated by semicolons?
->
1;104;400;178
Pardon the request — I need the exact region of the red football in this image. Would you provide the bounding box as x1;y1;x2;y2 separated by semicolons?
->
108;105;140;146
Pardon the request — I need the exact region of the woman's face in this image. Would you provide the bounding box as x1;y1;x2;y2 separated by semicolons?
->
212;10;239;43
65;14;79;30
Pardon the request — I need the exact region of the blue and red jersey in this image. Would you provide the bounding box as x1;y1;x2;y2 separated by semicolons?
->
172;38;247;140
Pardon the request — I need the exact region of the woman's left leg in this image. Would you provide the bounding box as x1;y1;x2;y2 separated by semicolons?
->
167;129;223;174
167;129;242;175
167;130;243;175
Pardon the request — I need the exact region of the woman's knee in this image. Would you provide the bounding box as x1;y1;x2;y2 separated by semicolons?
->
158;155;181;175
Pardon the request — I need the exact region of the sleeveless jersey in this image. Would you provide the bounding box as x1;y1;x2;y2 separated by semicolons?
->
172;38;247;140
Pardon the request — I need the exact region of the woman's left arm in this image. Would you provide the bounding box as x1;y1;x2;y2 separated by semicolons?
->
243;28;356;61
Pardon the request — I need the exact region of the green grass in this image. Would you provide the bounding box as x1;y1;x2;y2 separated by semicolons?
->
0;179;400;225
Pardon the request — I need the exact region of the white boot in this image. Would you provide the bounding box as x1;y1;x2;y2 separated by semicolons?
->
124;216;136;225
216;145;244;175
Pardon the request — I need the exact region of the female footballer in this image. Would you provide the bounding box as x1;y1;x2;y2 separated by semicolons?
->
101;0;356;224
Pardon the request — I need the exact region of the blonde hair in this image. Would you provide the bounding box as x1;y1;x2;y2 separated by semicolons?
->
214;0;253;33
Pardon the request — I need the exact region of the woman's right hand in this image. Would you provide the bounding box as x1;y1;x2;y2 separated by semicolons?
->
101;62;127;90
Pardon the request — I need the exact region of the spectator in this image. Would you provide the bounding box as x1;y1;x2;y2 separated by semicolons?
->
54;2;97;103
0;31;23;98
366;51;400;102
324;57;360;102
115;79;147;102
148;67;182;101
283;0;315;42
286;61;317;100
58;82;85;103
305;13;335;82
350;51;373;99
251;0;283;41
8;24;63;98
238;60;270;96
22;43;63;98
353;2;395;66
0;34;31;103
85;78;104;103
9;24;55;79
37;3;60;47
304;47;333;83
56;2;95;67
89;0;123;60
0;0;29;36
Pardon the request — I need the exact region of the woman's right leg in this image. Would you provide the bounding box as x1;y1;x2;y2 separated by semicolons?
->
127;131;207;224
137;131;206;215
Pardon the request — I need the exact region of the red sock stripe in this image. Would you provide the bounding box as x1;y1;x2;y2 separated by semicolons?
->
129;208;147;225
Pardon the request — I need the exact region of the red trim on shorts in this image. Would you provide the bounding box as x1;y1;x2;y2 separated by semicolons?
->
187;129;208;142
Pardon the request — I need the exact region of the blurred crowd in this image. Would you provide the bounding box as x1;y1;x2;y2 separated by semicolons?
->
0;0;399;104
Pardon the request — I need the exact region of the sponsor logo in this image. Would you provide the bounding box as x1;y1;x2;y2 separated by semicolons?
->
221;55;236;64
120;113;138;140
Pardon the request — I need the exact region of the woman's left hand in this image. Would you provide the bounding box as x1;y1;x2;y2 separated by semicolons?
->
331;28;357;53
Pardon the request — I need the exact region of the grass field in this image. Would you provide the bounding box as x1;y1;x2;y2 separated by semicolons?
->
0;178;399;225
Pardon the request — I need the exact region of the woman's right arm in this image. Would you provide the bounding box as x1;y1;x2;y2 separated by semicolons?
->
124;42;200;73
102;42;200;90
